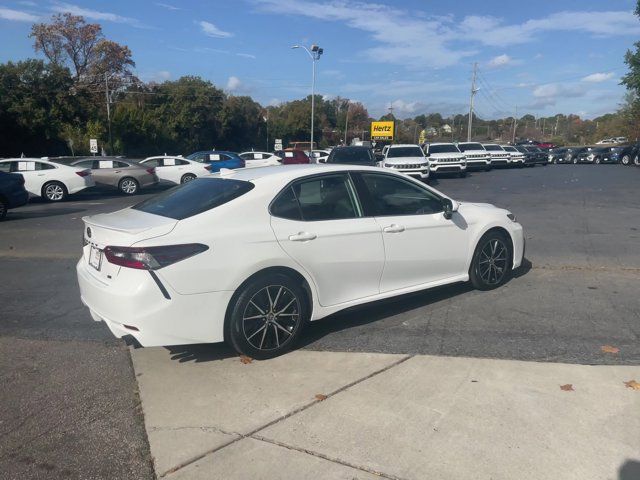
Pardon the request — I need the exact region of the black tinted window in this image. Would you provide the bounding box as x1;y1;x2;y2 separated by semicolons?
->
361;173;443;216
327;148;373;165
484;145;503;152
458;143;484;151
387;147;424;158
271;186;302;220
133;178;254;220
428;144;459;153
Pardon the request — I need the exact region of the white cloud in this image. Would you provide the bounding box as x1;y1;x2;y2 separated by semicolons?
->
51;3;146;28
0;7;39;21
156;3;181;10
197;20;232;38
581;72;615;83
528;82;587;108
488;54;513;68
236;53;256;59
226;76;241;91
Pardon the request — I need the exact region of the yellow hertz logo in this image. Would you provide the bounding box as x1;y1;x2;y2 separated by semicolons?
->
371;121;394;139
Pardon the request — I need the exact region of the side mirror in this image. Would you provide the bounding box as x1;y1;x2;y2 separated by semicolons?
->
442;198;459;220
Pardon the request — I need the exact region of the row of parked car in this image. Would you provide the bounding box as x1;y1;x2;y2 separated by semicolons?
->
546;144;640;165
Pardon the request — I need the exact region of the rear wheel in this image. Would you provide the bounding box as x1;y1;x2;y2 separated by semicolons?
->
226;273;309;359
181;173;196;184
42;181;67;202
469;231;512;291
0;197;7;220
118;177;139;195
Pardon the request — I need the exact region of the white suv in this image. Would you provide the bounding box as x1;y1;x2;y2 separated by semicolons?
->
457;142;491;171
483;144;511;166
381;144;430;179
424;143;467;177
501;145;525;167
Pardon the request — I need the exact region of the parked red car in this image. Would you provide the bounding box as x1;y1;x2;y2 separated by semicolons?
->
276;149;310;164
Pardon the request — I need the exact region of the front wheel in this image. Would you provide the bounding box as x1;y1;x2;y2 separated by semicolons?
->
469;231;512;291
634;156;640;166
42;181;67;202
226;273;309;359
572;157;578;164
118;177;139;195
595;157;601;164
622;154;631;165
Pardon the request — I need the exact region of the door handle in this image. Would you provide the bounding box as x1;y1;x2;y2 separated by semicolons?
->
383;224;405;233
289;232;317;242
114;170;121;173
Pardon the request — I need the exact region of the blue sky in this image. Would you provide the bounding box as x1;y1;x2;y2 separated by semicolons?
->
1;0;639;119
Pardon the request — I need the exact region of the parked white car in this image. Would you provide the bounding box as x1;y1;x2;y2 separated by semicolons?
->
0;158;94;201
423;143;467;177
381;144;430;179
457;142;491;171
309;150;331;163
77;164;524;358
501;146;525;167
482;144;511;166
139;156;209;185
239;151;281;168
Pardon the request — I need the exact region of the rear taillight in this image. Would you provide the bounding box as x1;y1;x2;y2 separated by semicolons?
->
76;169;91;177
103;244;208;270
146;167;155;175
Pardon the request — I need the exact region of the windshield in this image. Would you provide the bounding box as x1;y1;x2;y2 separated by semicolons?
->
327;148;373;164
429;144;459;153
484;145;504;152
503;146;518;152
387;147;424;158
133;178;254;220
458;143;484;151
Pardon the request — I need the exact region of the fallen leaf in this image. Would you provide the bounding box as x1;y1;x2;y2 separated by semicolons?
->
624;380;640;390
315;394;328;401
601;345;620;354
239;355;253;364
560;384;574;391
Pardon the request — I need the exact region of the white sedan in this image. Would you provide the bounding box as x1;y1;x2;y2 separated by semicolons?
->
139;156;209;185
239;151;281;168
0;158;94;201
77;164;524;359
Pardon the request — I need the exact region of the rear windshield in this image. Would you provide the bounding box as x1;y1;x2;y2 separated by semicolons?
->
458;143;484;151
484;145;504;152
327;148;373;164
387;147;424;158
429;144;459;153
132;178;254;220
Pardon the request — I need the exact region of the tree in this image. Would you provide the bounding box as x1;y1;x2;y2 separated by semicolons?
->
30;13;134;81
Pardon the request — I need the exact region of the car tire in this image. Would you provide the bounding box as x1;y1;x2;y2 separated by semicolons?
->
634;155;640;166
42;181;67;202
595;157;601;164
226;272;309;360
118;177;139;195
572;157;578;164
459;171;467;178
181;173;197;184
622;154;631;166
0;197;7;220
484;165;491;172
469;230;512;291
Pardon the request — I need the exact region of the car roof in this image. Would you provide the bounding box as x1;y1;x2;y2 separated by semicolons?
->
428;142;456;146
388;144;421;148
212;164;385;184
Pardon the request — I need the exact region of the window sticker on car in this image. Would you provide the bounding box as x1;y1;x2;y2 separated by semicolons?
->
164;158;176;166
255;154;264;159
209;154;221;161
18;161;36;171
285;152;294;158
99;160;114;169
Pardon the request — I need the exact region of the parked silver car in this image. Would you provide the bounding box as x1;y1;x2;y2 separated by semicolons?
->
70;158;158;195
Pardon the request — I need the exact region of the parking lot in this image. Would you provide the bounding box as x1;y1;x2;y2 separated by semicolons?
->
1;164;639;479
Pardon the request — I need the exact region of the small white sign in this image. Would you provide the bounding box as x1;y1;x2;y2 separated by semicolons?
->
18;161;35;171
99;160;114;169
164;158;176;166
89;138;98;154
274;139;283;151
209;154;221;161
284;151;294;158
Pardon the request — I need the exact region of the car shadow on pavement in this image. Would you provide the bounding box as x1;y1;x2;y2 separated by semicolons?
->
299;257;532;349
164;343;237;363
619;460;640;480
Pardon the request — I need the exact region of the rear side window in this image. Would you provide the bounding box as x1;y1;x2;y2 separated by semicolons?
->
133;178;254;220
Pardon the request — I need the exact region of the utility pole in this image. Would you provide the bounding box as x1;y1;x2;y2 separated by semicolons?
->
542;118;546;137
467;62;479;142
512;106;518;144
554;115;560;136
105;73;113;154
344;102;349;145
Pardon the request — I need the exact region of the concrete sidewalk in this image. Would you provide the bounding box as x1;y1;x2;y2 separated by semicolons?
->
131;348;640;480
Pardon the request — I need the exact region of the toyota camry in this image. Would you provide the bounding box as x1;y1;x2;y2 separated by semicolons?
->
77;165;524;359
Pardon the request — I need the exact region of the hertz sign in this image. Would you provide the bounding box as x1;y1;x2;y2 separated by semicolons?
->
371;121;394;141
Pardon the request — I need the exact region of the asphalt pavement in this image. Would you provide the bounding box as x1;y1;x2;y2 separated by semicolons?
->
1;164;639;479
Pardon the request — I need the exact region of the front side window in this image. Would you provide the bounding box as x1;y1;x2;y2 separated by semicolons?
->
387;147;424;158
143;159;160;167
271;174;361;221
361;173;443;216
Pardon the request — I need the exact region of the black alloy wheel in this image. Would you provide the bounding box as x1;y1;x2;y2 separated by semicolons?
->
469;231;512;291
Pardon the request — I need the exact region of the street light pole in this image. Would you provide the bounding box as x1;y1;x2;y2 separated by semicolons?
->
292;44;323;152
344;101;349;145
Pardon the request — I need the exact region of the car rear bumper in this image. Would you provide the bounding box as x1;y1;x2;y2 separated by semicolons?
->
77;259;233;346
